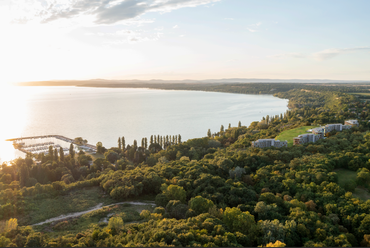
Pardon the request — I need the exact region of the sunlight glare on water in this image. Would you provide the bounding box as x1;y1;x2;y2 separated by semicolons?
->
0;85;47;163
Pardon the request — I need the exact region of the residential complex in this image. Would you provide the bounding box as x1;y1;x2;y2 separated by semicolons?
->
293;120;356;146
251;139;288;148
293;133;321;146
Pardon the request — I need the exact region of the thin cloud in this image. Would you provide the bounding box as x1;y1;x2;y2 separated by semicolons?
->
173;25;178;29
270;53;306;59
313;47;370;60
10;0;221;25
247;22;262;32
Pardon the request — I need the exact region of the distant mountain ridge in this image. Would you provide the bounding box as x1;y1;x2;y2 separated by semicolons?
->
15;78;370;86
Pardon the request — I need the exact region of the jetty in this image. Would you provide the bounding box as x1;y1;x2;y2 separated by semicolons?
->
6;135;97;154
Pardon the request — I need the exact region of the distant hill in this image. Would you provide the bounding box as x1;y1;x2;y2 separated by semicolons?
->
14;78;370;87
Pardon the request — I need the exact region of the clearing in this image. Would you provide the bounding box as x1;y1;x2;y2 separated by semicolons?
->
335;168;370;201
275;126;318;147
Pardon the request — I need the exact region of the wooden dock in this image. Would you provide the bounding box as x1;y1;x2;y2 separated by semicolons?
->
6;135;97;151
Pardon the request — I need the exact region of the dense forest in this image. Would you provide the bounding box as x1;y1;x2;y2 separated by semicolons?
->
1;84;370;247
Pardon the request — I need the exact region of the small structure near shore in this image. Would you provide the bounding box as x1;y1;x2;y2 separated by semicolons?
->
7;135;97;155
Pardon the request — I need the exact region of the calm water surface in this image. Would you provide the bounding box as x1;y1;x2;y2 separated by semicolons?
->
0;86;288;163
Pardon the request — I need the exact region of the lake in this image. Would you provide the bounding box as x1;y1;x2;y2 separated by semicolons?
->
0;86;288;163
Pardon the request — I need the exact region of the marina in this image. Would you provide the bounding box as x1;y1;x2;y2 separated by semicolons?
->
6;135;97;156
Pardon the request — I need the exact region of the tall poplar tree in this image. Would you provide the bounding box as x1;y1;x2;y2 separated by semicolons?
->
133;140;137;150
54;148;58;161
69;143;75;158
154;135;157;144
118;137;122;150
59;147;64;161
238;121;241;127
150;135;153;145
49;146;53;158
144;137;148;149
141;138;145;148
220;125;224;133
121;137;125;152
178;134;182;144
207;129;211;138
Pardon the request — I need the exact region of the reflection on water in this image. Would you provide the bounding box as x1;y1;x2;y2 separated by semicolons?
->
0;86;288;163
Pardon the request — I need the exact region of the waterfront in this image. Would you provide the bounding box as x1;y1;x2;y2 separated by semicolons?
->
0;86;288;163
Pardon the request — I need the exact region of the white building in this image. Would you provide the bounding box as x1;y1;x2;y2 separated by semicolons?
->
345;119;359;127
251;139;288;148
293;133;321;145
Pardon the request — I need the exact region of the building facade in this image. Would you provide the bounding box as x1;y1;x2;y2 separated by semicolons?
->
293;133;321;145
344;119;359;127
251;139;288;148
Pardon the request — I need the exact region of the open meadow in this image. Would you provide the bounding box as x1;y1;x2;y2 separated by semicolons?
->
275;125;318;147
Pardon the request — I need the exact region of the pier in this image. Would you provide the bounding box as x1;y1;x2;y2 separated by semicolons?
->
6;135;97;154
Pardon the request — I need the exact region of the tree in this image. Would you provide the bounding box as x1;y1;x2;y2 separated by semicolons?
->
220;125;224;133
96;142;102;154
144;137;148;149
207;129;211;138
161;184;186;203
54;148;58;161
141;138;145;148
238;121;241;127
178;134;182;144
59;147;64;161
150;135;153;144
121;137;125;152
69;143;75;158
108;217;123;235
189;196;215;215
118;137;122;150
228;123;231;129
48;146;53;158
105;150;119;163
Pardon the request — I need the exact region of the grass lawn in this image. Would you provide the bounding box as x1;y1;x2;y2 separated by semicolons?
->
275;126;319;147
33;202;155;238
335;169;357;188
335;169;370;201
20;187;115;226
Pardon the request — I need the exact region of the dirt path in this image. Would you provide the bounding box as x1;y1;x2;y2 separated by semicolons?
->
33;201;155;226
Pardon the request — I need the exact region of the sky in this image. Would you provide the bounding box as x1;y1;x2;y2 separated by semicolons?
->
0;0;370;84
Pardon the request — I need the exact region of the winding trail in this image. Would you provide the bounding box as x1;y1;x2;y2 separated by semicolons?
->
32;201;156;226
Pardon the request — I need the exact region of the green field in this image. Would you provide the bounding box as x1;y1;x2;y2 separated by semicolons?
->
335;169;370;201
275;126;318;147
20;187;115;226
335;169;357;188
33;202;155;238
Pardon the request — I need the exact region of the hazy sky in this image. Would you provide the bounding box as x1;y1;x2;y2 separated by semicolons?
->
1;0;370;83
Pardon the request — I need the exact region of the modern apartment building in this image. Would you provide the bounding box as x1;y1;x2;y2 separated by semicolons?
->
294;121;354;146
344;119;359;127
293;133;321;145
311;127;325;139
251;139;288;148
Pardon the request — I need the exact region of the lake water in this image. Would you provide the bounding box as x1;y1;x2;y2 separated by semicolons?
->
0;86;288;163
